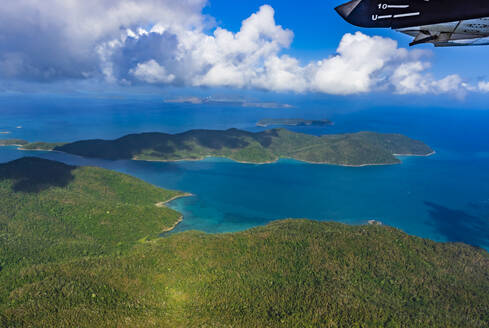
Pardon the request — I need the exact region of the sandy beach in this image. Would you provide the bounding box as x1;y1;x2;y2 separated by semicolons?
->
393;151;436;157
156;193;194;233
155;192;194;208
134;152;435;167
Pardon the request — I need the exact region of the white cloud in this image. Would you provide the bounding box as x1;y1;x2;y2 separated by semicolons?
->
252;55;308;93
0;0;207;80
478;81;489;92
390;61;465;96
130;60;175;83
433;75;465;94
188;5;295;88
0;1;479;96
310;32;407;94
100;5;469;96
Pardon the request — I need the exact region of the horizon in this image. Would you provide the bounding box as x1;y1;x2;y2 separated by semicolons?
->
1;0;489;107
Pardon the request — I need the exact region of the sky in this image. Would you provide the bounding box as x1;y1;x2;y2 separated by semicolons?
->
1;0;489;103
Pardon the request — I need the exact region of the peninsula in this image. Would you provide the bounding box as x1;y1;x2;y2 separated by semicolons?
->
257;118;333;127
50;128;433;166
0;157;488;327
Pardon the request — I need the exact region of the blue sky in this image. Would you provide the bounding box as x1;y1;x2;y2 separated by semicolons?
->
204;1;347;56
204;0;489;78
0;0;489;104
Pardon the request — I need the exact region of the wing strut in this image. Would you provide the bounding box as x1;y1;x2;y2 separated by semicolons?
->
409;34;438;46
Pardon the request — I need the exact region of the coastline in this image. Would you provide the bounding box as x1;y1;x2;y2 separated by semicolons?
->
0;144;26;147
393;151;436;157
18;147;54;151
161;216;184;233
7;145;435;168
256;120;334;128
256;123;333;128
0;144;59;152
135;155;407;167
135;155;280;165
155;192;194;208
156;193;194;233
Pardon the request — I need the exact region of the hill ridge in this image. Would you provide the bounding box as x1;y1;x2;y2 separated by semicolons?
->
47;128;434;166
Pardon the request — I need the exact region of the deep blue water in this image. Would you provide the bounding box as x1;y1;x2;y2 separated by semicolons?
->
1;95;489;249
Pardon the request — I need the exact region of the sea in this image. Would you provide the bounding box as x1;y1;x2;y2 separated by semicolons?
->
1;94;489;249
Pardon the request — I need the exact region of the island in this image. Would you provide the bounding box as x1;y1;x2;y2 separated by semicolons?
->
19;141;67;150
0;139;28;146
0;139;66;150
0;157;488;327
49;128;434;166
257;118;333;127
164;97;294;109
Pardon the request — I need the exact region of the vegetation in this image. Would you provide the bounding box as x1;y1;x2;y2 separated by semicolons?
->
0;140;65;150
20;142;67;151
257;118;333;127
1;157;488;327
0;139;28;146
54;128;433;165
0;157;184;311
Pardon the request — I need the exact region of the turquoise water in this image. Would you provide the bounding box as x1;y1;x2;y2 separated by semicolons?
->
1;95;488;249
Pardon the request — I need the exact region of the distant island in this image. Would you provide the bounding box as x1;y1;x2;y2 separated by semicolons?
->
257;118;333;127
1;157;488;327
164;97;294;109
0;139;27;146
0;139;65;150
48;128;434;166
20;141;67;151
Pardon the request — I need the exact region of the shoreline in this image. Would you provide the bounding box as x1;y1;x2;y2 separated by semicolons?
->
161;216;184;233
0;144;60;152
0;144;25;147
7;145;435;168
136;155;280;165
18;148;54;151
135;155;411;167
156;193;194;233
155;192;194;208
393;151;436;157
256;120;334;128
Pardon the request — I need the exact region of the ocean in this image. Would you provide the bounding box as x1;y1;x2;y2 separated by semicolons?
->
1;94;488;249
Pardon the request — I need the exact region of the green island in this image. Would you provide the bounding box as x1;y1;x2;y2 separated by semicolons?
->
0;139;28;147
19;141;67;151
0;139;65;150
0;157;488;327
50;128;434;166
257;118;334;127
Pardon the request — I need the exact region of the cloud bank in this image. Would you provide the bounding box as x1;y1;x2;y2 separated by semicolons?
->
0;1;485;95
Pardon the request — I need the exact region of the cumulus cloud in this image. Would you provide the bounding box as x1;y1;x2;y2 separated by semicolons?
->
0;0;207;80
390;62;464;95
0;1;477;95
477;81;489;92
310;33;407;94
130;60;175;83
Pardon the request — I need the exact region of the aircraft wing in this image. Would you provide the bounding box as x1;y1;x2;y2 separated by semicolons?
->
336;0;489;46
397;18;489;47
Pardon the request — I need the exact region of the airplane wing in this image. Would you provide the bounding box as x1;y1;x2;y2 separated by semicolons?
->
336;0;489;47
397;18;489;47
